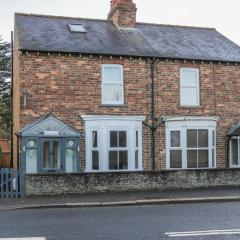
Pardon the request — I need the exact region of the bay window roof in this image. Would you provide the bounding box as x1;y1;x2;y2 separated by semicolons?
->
228;123;240;136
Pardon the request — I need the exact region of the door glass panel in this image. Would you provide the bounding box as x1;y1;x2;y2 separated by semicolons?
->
53;141;60;169
170;150;182;168
119;151;128;170
43;141;50;169
109;151;118;170
119;131;127;147
26;149;37;173
187;150;197;168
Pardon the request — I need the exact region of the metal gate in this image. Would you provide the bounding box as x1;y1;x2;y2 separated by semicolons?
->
0;168;25;198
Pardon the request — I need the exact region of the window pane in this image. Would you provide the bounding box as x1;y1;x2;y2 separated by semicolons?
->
187;150;197;168
170;150;182;168
187;130;198;148
136;131;139;148
103;84;123;103
67;140;75;147
181;70;198;87
198;130;208;147
109;151;118;170
28;139;36;147
171;131;180;147
232;139;238;165
212;149;215;168
119;131;127;147
181;87;198;106
119;151;128;170
66;149;77;173
212;131;215;146
92;151;99;170
198;150;209;168
110;131;118;147
92;131;98;148
43;141;50;169
104;67;122;83
135;150;139;169
26;149;37;173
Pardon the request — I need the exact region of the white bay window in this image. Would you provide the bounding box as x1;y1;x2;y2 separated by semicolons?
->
166;116;218;169
83;115;145;172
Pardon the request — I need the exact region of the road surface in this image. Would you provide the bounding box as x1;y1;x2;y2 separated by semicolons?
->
1;202;240;239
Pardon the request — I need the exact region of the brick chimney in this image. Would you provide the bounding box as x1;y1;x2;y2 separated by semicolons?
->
108;0;137;28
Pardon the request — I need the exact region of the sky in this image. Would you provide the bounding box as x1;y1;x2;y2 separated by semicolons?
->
1;0;240;45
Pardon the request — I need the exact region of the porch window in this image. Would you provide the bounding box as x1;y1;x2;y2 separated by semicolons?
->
166;117;218;170
83;115;145;172
102;64;124;105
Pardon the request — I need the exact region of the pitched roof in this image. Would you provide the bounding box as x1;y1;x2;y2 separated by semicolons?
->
0;139;10;153
15;13;240;62
18;113;80;137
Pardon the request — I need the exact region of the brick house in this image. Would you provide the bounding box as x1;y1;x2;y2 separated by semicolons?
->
13;0;240;175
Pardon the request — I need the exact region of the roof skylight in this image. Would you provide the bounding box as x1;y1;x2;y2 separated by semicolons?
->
68;24;87;33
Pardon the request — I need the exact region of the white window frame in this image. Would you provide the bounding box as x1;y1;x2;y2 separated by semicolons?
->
83;115;145;172
165;116;218;170
180;68;200;107
230;137;240;168
101;64;124;105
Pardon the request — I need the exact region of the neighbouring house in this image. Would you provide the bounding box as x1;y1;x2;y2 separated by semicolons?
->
13;0;240;177
0;139;11;168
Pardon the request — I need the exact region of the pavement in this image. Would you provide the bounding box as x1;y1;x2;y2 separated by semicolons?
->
1;187;240;211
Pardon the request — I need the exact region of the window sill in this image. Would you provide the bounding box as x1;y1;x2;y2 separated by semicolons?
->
179;105;201;109
85;169;143;173
100;104;127;108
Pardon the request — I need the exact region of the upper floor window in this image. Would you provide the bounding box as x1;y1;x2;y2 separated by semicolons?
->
180;68;200;107
102;64;124;105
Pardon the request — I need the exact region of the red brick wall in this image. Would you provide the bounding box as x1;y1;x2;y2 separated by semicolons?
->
14;51;240;170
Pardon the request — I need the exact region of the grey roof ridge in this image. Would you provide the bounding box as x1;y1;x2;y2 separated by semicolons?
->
15;12;216;31
136;21;216;31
